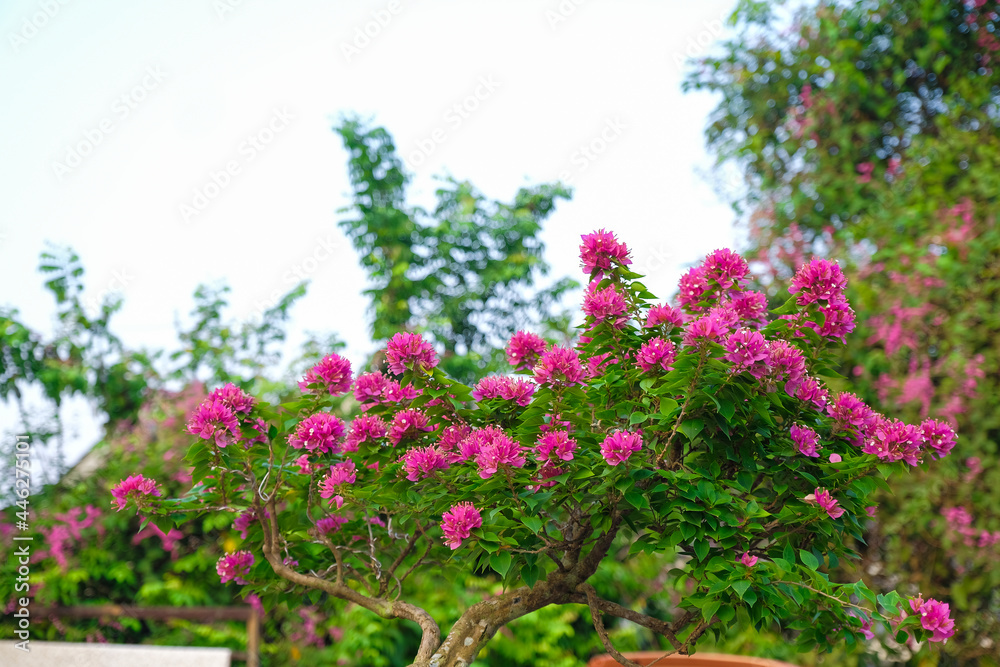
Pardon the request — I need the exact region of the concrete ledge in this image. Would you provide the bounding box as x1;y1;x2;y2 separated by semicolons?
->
0;641;231;666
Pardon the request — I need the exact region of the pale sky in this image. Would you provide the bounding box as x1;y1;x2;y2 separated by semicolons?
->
0;0;740;466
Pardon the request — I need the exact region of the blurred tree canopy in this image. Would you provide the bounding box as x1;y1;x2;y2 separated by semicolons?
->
688;0;1000;662
336;117;577;384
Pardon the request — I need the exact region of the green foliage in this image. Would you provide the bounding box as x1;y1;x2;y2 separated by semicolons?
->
689;0;1000;662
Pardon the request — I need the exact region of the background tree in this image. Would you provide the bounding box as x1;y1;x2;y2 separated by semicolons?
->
688;0;1000;661
335;117;578;384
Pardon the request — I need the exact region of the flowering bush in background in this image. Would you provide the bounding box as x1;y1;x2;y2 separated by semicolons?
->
116;230;957;666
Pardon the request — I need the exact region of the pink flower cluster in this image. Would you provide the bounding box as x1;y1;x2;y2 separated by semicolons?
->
289;413;346;454
533;346;585;387
579;228;632;279
828;392;879;446
187;395;241;448
388;409;433;445
506;331;547;371
319;460;356;508
644;303;684;330
316;515;349;535
790;424;820;457
345;414;388;451
299;353;353;396
582;283;628;329
600;430;643;466
702;248;749;287
440;502;482;550
399;446;450;481
475;434;526;479
724;329;769;376
217;550;255;584
788;259;856;342
472;376;536;406
803;487;844;519
111;474;161;512
385;332;439;375
534;431;577;463
908;596;955;643
940;506;1000;549
738;551;758;568
636;338;676;373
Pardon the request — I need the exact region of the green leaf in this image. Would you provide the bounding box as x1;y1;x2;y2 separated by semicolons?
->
489;551;513;578
702;600;721;623
800;550;820;570
629;412;649;425
659;397;679;416
731;580;751;600
522;516;543;534
694;540;710;561
624;490;649;510
679;419;705;440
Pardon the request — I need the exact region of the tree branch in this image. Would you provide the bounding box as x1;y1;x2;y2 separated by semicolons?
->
580;583;644;667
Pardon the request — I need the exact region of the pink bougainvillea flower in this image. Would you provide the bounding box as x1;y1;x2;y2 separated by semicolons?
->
354;372;389;406
790;424;821;458
724;328;769;375
388;409;433;445
316;515;349;535
534;431;577;463
702;248;749;287
909;596;956;643
812;299;856;342
456;426;508;462
233;508;267;538
344;414;388;451
682;312;727;347
644;303;684;330
472;376;536;407
600;430;643;466
528;462;565;491
385;332;439;375
730;290;769;327
440;502;483;550
533;346;585;387
319;461;356;507
111;474;161;511
289;413;346;454
789;258;847;306
865;505;878;518
217;550;254;584
767;340;807;388
436;423;471;459
475;432;526;479
579;228;631;279
399;446;450;481
582;282;628;329
506;330;547;371
803;487;845;519
636;337;677;373
862;417;922;466
739;551;758;568
187;398;241;448
677;265;710;312
299;353;353;396
209;383;256;414
828;392;879;446
382;380;421;404
791;376;829;410
828;453;842;463
920;419;956;460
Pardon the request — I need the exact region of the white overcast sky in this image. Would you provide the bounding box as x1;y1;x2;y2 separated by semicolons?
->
0;0;740;464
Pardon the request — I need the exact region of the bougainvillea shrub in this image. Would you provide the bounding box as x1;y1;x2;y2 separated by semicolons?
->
117;230;956;666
